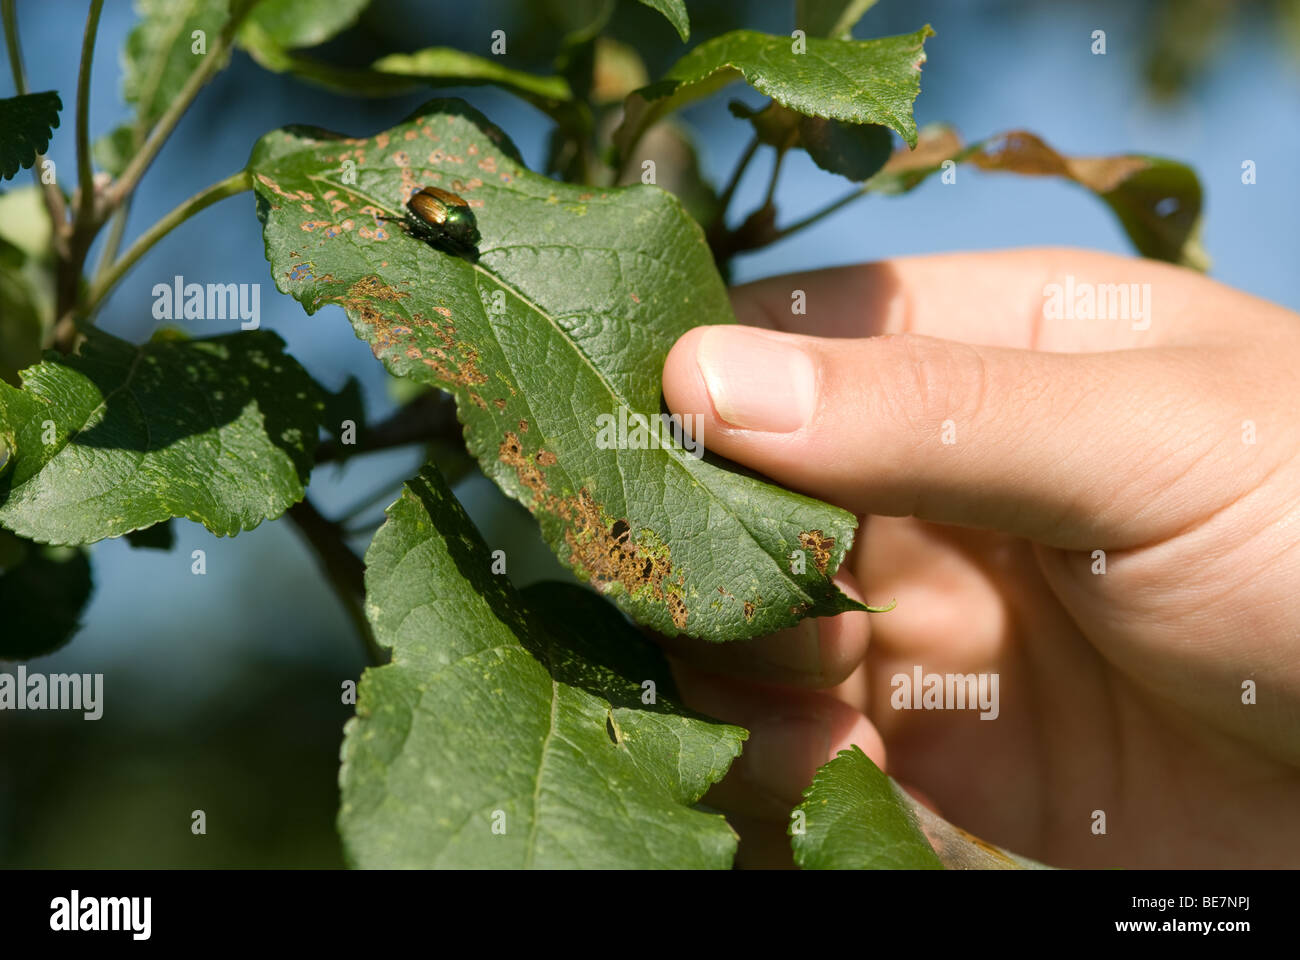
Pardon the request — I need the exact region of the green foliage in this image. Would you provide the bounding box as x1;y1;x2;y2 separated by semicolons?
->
0;188;54;384
0;91;60;179
369;48;573;116
0;532;92;660
0;330;323;544
792;745;944;869
730;101;894;182
793;745;1051;869
796;0;880;39
121;0;232;138
0;0;1215;871
339;464;745;868
249;99;867;641
614;25;933;162
238;0;369;51
636;0;690;41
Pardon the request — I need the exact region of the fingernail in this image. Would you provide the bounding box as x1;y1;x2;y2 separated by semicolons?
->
696;326;816;432
748;618;822;679
744;712;831;805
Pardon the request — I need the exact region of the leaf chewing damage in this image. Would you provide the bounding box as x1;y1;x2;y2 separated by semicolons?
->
798;529;835;575
250;100;869;640
336;276;488;390
498;430;689;629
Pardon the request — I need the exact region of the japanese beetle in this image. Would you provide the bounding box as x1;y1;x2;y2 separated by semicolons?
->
380;186;481;260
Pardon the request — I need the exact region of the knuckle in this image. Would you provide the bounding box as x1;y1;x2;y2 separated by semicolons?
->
872;333;988;441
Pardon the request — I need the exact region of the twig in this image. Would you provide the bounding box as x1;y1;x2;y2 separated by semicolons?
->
287;498;388;666
74;0;104;230
714;134;760;226
104;2;255;212
94;198;132;280
762;147;787;207
314;390;460;464
770;185;867;242
85;170;252;315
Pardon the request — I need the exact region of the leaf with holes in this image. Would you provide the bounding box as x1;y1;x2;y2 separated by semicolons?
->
339;464;746;868
0;329;323;545
249;98;874;641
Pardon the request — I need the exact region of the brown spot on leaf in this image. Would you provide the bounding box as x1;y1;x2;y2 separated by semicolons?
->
667;592;688;629
518;420;529;433
493;398;507;410
497;430;685;629
798;530;835;576
742;601;755;622
499;431;549;501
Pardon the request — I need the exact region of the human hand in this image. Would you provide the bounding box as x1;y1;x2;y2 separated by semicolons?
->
659;247;1300;868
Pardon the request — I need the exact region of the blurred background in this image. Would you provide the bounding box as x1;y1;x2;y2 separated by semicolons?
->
0;0;1296;867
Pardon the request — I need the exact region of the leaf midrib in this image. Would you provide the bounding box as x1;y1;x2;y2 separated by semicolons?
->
293;172;828;614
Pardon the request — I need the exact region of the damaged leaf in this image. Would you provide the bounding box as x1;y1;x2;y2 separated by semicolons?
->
866;126;1207;269
340;464;746;868
0;329;323;545
249;98;869;640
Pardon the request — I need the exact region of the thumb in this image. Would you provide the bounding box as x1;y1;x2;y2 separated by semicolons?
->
662;325;1217;550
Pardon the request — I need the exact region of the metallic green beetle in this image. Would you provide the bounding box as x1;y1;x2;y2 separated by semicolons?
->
383;186;481;259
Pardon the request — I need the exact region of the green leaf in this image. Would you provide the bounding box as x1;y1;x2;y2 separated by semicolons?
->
796;0;880;40
637;0;690;42
543;0;614;44
121;0;233;140
249;98;870;640
370;48;573;116
613;26;933;163
124;519;175;550
866;126;1208;269
792;745;944;869
0;329;323;545
236;0;397;94
0;188;56;386
793;745;1052;870
0;185;53;258
0;532;92;660
798;117;893;182
0;92;62;180
729;101;894;182
91;123;136;178
239;0;369;51
0;239;45;385
339;464;746;868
